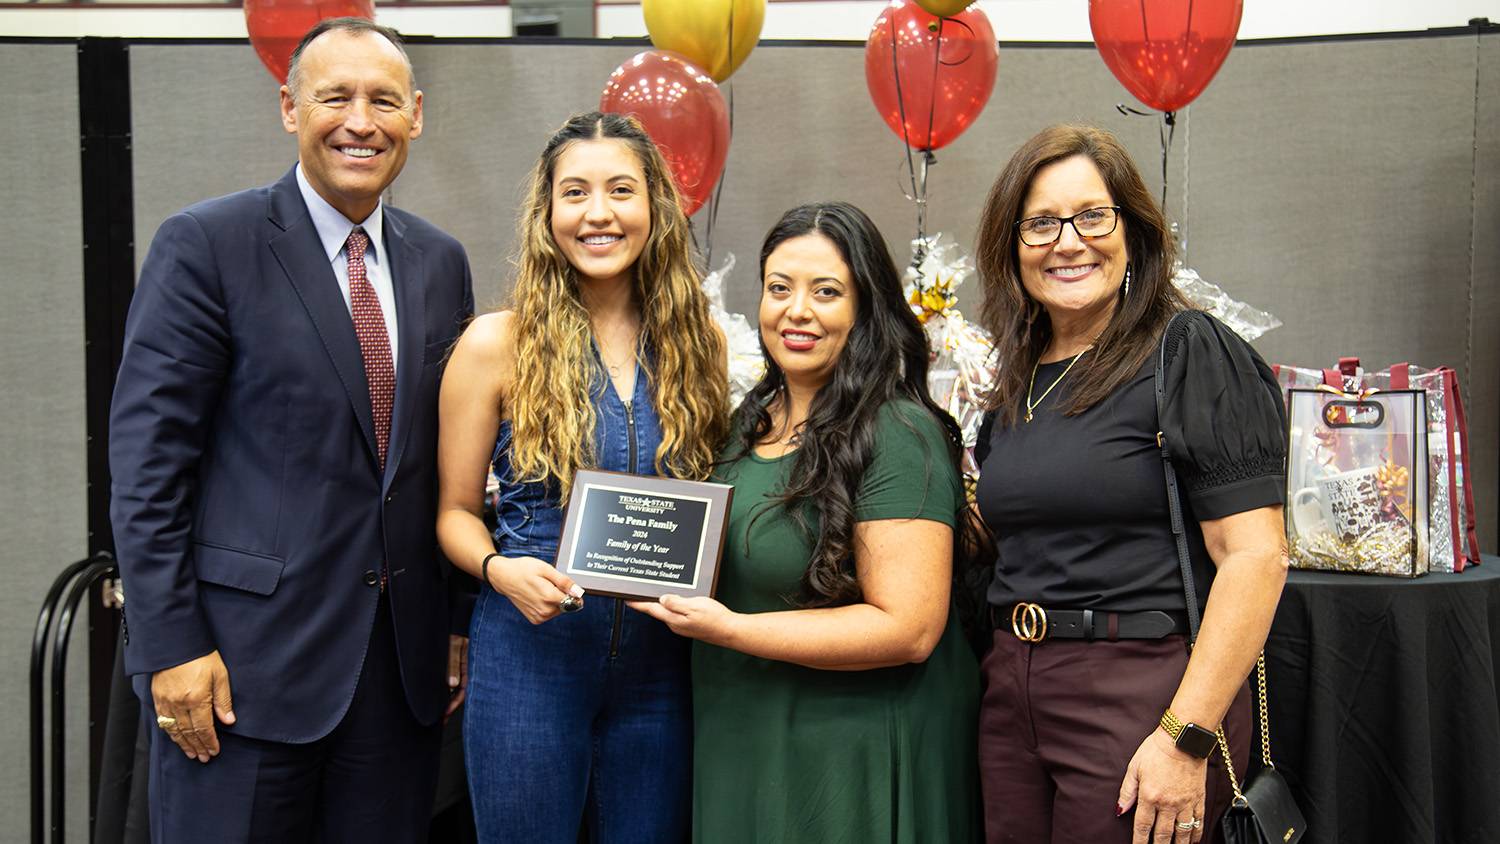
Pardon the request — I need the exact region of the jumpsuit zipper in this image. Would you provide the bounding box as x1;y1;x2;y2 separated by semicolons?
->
609;398;637;658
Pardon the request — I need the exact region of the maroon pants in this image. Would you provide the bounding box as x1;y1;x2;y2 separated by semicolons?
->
978;631;1251;844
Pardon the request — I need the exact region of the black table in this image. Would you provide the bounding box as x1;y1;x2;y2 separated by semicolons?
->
1264;558;1500;844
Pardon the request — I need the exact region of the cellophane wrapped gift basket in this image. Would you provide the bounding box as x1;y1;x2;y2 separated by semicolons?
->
1275;357;1479;573
1285;387;1429;577
1361;364;1480;572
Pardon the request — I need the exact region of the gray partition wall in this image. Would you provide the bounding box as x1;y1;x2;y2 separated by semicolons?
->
1479;33;1500;553
132;33;1499;551
1;43;92;843
1188;33;1500;559
2;26;1495;836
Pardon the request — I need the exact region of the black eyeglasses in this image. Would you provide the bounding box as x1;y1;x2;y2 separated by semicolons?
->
1015;206;1121;247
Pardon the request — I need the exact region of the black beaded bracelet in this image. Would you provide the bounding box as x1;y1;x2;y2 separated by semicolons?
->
480;552;502;591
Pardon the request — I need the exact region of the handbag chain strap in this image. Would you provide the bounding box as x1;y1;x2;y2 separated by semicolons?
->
1214;727;1243;802
1155;312;1276;803
1215;652;1275;805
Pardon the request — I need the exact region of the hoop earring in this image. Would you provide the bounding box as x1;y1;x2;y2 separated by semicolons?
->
1122;263;1132;298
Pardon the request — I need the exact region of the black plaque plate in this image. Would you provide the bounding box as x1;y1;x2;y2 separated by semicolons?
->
555;469;733;600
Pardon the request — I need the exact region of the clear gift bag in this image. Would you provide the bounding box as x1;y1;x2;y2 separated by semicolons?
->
1361;364;1480;572
1285;388;1429;577
1271;357;1363;395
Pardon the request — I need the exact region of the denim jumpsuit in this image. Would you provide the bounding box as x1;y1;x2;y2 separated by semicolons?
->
463;360;691;843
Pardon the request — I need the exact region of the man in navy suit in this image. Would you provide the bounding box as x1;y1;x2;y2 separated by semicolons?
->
109;18;473;841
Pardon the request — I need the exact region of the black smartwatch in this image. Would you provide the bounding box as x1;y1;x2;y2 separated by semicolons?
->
1159;709;1217;759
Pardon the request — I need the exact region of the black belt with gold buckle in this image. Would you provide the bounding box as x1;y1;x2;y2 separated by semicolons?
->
1003;603;1187;643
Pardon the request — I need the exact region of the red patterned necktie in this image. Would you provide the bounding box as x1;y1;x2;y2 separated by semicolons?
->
346;228;394;469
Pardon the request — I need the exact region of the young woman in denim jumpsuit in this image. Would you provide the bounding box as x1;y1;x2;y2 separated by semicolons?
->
435;112;729;842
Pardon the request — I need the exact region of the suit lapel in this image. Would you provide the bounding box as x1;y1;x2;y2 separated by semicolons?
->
382;209;426;490
265;169;381;470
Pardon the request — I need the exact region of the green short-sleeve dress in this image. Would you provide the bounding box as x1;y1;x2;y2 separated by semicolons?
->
691;401;982;843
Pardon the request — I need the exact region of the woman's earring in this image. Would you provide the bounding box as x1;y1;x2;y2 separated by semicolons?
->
1122;264;1132;298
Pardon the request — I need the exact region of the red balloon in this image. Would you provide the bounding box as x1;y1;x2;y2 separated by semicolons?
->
1089;0;1242;112
864;0;999;152
600;51;731;218
244;0;376;84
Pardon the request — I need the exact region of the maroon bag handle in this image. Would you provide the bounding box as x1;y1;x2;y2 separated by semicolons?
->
1444;367;1481;569
1321;357;1361;390
1390;362;1410;390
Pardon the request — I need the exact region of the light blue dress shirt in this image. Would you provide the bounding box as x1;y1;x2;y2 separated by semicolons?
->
295;163;400;373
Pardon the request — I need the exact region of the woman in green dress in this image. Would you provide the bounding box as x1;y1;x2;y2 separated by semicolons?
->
630;202;983;843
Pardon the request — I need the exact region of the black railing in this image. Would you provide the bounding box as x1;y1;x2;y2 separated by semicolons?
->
31;552;117;844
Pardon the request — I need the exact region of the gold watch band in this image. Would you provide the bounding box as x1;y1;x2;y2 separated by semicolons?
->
1160;708;1220;759
1160;708;1186;740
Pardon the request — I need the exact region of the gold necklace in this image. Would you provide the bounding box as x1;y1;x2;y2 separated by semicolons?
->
595;328;640;379
1025;349;1088;423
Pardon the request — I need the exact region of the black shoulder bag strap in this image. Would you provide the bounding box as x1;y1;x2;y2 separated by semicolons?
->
1157;314;1308;843
1155;310;1201;643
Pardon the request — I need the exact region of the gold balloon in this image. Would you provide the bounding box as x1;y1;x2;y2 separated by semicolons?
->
915;0;976;17
642;0;766;83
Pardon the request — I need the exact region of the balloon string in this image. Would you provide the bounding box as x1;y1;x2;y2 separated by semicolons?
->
1158;110;1176;212
1114;104;1176;214
888;11;935;258
1172;0;1192;214
915;18;947;249
924;17;944;153
703;1;736;268
1181;109;1191;262
916;150;933;259
720;0;732;77
890;14;921;210
704;80;732;267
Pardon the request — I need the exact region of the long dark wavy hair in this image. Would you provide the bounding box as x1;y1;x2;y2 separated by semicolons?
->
975;124;1192;427
726;202;976;609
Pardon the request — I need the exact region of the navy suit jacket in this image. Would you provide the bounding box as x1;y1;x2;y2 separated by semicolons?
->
109;167;474;742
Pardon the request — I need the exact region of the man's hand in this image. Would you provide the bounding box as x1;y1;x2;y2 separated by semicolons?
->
445;635;468;721
150;650;235;763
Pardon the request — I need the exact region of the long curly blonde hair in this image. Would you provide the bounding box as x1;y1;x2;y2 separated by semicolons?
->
507;112;729;494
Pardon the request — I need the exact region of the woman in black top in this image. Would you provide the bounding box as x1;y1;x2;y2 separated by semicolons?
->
971;124;1288;844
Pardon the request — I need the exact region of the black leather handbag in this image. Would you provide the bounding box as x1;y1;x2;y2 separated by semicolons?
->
1213;655;1307;844
1153;312;1307;844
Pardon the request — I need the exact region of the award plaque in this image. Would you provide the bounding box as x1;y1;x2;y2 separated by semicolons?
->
555;469;733;600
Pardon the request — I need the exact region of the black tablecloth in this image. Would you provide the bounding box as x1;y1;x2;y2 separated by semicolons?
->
1265;557;1500;844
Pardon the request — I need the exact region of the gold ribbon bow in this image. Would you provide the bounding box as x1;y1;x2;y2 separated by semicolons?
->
909;281;958;325
1376;457;1410;519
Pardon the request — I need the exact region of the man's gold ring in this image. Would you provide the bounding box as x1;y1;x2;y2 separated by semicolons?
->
156;715;177;730
1176;818;1202;831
